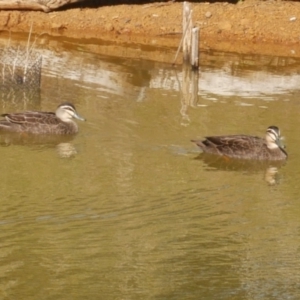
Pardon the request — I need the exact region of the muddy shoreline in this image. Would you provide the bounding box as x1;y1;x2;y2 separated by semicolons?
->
0;1;300;60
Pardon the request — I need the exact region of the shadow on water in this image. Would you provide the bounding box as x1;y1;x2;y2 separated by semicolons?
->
194;153;287;185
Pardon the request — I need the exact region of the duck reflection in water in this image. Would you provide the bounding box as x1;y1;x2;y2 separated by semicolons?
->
194;152;284;185
0;132;78;158
192;126;287;185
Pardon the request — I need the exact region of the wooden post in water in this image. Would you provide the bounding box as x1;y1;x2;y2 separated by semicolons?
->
177;1;200;124
191;27;199;69
172;2;200;67
182;2;192;62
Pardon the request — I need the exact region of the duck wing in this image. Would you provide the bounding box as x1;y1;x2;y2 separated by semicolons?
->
202;135;264;158
1;111;59;125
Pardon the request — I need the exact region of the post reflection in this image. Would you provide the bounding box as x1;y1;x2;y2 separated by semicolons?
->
177;63;199;126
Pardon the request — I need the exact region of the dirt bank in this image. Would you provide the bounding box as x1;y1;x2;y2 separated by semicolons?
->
0;0;300;60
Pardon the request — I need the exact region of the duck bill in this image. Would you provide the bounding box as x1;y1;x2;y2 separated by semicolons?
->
277;137;285;149
73;113;86;122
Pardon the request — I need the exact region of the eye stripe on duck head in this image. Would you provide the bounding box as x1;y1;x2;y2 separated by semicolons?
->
265;126;281;149
55;103;78;122
55;102;86;122
266;126;280;140
57;102;76;112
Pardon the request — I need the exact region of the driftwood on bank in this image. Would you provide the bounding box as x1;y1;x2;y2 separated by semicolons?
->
0;0;83;13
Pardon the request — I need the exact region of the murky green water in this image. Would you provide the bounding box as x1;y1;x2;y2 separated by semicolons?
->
0;35;300;299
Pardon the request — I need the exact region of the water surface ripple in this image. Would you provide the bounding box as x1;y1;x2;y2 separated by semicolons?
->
0;36;300;300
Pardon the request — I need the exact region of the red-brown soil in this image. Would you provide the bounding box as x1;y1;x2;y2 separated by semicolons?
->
0;0;300;60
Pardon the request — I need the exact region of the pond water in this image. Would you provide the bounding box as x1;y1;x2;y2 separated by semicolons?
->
0;34;300;300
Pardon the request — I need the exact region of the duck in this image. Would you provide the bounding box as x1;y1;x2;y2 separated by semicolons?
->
0;102;85;135
191;126;287;161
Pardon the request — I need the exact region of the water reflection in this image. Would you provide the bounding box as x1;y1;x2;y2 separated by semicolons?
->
150;53;300;100
194;153;285;185
178;63;199;126
0;34;299;104
0;132;77;158
0;34;300;300
34;38;300;104
56;142;77;158
0;88;41;109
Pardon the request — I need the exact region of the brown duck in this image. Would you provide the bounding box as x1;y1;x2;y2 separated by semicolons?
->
0;102;85;135
191;126;287;161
